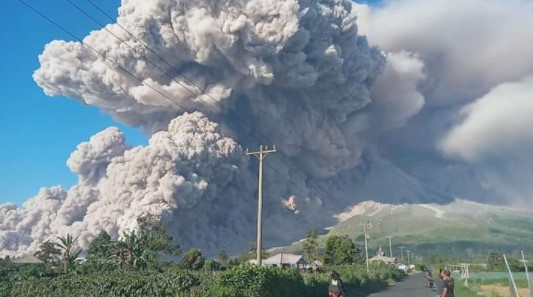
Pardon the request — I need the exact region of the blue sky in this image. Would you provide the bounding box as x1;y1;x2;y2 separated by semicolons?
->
0;0;381;206
0;0;147;205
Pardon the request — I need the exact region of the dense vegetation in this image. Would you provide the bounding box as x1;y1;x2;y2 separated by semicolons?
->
0;262;403;297
0;225;404;297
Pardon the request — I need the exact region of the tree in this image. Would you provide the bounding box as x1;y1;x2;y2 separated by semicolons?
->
506;255;524;272
181;248;205;270
488;252;504;271
111;217;181;271
78;231;118;273
205;259;222;271
34;240;61;263
218;249;229;265
87;231;114;259
487;252;524;272
303;230;319;263
114;231;148;270
324;235;362;265
136;216;181;255
77;231;117;273
230;251;251;267
57;234;83;273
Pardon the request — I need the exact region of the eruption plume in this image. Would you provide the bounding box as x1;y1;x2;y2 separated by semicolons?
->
5;0;532;256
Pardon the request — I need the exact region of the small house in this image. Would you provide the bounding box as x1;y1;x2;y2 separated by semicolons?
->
369;255;398;265
262;253;306;269
12;254;44;264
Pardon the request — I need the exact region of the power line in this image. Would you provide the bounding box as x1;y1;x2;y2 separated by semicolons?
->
78;0;333;198
17;0;179;111
64;0;223;117
16;0;233;176
17;0;332;200
80;1;284;149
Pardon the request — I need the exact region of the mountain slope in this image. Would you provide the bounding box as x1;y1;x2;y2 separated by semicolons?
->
276;200;533;258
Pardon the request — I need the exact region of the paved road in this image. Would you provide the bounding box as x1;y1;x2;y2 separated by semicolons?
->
368;273;435;297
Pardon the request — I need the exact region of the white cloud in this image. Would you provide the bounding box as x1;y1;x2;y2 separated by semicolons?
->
442;77;533;161
357;0;533;105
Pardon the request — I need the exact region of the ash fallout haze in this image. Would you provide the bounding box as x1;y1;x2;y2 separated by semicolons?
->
1;0;533;257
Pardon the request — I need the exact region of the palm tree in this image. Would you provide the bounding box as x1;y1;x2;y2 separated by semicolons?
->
34;240;61;263
57;234;83;273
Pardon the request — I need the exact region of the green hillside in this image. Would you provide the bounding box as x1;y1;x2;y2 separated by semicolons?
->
273;200;533;259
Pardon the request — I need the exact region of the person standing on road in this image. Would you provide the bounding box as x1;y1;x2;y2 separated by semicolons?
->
328;270;345;297
441;269;455;297
434;269;446;297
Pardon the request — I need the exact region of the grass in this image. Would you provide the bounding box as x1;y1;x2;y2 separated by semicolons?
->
472;278;529;289
468;272;532;288
456;281;484;297
452;273;531;297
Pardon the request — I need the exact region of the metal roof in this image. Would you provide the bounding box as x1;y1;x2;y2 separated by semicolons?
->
12;254;44;264
263;253;306;265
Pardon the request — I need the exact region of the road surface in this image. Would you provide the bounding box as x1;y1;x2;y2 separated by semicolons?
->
368;273;435;297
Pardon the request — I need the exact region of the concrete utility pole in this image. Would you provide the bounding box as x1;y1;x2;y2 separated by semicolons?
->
460;263;470;287
399;246;405;262
247;145;276;266
407;250;411;265
388;236;393;258
520;250;531;296
504;254;520;297
361;221;371;272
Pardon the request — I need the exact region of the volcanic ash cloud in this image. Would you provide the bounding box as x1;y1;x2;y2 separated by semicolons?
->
33;0;387;178
1;113;255;255
2;0;435;256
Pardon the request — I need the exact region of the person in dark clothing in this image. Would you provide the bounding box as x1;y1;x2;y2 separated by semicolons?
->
442;269;455;297
328;270;345;297
425;270;434;288
434;269;446;297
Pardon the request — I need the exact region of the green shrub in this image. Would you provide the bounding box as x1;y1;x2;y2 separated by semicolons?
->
207;265;305;297
0;282;13;297
8;270;199;297
1;262;405;297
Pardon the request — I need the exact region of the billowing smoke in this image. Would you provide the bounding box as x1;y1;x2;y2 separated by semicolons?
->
3;0;401;256
1;113;257;255
33;0;390;178
3;0;532;256
0;187;67;253
353;0;533;207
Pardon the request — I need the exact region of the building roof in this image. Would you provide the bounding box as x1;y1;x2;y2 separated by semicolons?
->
369;255;397;264
12;254;44;264
263;253;306;266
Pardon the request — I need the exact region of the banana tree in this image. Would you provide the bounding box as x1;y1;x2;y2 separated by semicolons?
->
111;229;161;270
